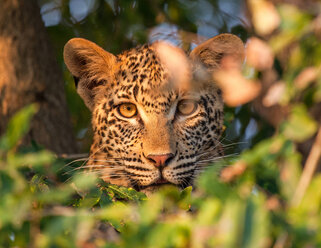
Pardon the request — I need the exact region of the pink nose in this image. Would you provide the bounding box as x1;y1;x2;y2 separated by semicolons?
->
147;153;174;167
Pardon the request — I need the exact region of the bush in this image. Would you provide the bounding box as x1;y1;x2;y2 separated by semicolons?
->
1;1;321;247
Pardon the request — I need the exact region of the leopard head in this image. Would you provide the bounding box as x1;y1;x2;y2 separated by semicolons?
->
64;34;244;194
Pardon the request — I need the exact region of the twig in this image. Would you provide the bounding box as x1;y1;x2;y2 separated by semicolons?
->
274;126;321;248
57;153;89;160
292;126;321;206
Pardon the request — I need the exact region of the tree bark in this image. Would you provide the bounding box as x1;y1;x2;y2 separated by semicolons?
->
0;0;77;154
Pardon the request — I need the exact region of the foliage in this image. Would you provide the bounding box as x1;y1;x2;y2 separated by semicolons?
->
1;0;321;247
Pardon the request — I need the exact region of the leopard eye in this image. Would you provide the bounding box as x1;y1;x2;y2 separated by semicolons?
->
177;99;198;116
117;103;137;118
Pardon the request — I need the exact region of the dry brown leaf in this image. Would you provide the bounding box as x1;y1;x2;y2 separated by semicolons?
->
262;81;285;107
214;57;261;107
265;196;281;210
246;37;274;70
154;41;191;92
294;67;318;89
220;161;247;182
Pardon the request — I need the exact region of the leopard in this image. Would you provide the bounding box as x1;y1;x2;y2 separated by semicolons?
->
63;33;244;194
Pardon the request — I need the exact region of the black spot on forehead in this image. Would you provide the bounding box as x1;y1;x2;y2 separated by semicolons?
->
117;45;167;83
113;45;175;106
133;84;139;101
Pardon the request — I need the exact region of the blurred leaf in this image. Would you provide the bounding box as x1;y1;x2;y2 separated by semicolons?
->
1;1;321;247
179;186;192;210
270;4;311;52
240;195;269;248
279;152;301;200
248;0;280;36
283;105;317;142
71;173;98;192
196;198;221;225
7;150;54;168
0;104;38;151
139;193;163;224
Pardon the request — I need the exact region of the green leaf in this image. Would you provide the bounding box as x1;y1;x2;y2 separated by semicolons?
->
0;104;38;151
76;189;101;208
7;150;55;168
105;184;147;202
99;202;132;231
283;105;317;142
30;174;49;193
240;196;269;248
196;198;221;225
179;186;192;210
99;190;114;207
71;173;98;192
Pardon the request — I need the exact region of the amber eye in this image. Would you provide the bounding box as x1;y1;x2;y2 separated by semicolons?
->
177;100;198;116
117;103;137;118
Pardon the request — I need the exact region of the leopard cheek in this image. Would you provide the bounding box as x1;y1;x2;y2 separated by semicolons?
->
75;34;231;191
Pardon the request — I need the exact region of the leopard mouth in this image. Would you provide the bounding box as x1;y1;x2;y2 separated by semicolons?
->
148;177;173;187
136;176;193;195
133;169;194;192
148;180;173;188
154;178;169;185
138;177;174;191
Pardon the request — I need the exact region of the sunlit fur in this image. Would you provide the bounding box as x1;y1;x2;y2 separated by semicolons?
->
64;34;244;194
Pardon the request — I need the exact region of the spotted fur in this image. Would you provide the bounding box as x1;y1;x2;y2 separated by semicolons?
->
64;34;244;193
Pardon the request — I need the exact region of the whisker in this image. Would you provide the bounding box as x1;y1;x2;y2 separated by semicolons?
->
58;158;89;172
63;162;125;175
222;141;247;148
57;153;89;159
61;158;122;171
60;144;110;173
197;154;238;164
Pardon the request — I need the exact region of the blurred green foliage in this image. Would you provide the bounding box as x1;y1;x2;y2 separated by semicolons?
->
1;0;321;247
0;104;319;247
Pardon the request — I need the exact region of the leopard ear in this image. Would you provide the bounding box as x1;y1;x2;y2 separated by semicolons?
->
190;33;244;70
63;38;116;110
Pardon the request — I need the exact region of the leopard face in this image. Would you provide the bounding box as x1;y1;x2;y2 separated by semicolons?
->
64;34;244;193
